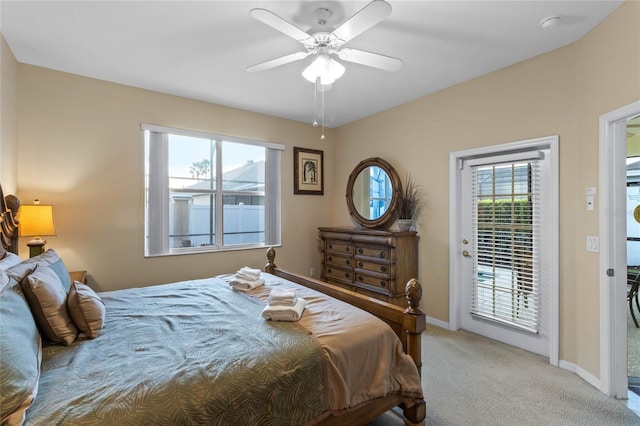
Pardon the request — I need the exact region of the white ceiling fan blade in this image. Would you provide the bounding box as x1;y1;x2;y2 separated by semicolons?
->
338;48;402;71
332;0;391;44
250;9;312;43
247;51;310;72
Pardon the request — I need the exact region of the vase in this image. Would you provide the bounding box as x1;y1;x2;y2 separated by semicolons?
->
397;219;412;231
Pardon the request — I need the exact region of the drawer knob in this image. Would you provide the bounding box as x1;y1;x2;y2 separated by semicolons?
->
327;268;332;274
380;281;386;287
380;266;386;273
328;256;333;262
358;276;363;281
358;248;363;254
345;272;350;278
379;252;385;259
328;244;333;249
358;262;363;268
346;259;351;265
346;247;350;252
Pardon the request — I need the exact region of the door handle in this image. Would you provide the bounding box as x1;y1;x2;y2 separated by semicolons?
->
462;250;472;258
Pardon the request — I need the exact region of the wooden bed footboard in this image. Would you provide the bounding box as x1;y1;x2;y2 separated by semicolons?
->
265;247;426;425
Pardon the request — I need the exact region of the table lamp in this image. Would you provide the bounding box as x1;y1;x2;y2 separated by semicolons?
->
19;199;57;258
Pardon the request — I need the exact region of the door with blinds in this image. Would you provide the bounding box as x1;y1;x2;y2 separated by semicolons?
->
459;148;552;356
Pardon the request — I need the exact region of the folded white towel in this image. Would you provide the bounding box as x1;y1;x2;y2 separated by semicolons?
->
236;267;262;281
262;298;306;322
229;276;265;291
268;297;298;307
267;287;298;306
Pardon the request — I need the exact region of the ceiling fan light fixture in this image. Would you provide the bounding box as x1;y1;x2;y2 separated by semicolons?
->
302;55;345;85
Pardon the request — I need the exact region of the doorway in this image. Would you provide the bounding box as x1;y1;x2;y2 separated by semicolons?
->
627;130;640;395
449;136;559;363
599;100;640;399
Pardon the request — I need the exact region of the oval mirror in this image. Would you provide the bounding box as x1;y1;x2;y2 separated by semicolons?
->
345;157;402;229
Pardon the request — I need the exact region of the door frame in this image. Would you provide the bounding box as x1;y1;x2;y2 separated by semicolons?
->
599;100;640;398
449;136;559;366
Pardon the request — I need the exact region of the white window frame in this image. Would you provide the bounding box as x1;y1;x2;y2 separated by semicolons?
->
142;123;284;257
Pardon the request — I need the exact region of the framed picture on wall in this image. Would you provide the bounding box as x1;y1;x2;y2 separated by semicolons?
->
294;147;324;195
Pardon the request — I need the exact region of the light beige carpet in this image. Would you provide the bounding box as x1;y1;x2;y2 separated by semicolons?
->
369;324;640;426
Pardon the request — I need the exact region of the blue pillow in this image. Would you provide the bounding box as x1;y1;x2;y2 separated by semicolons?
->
0;275;42;424
0;252;22;270
47;257;71;293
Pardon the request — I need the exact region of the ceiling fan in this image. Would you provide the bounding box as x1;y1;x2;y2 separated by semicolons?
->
246;0;402;86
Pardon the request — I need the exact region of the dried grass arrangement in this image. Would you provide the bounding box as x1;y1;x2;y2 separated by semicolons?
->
398;174;422;220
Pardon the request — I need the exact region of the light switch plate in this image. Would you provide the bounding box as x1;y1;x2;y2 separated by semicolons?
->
587;236;599;253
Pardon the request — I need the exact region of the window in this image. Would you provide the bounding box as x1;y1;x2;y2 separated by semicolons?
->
369;166;393;219
470;155;542;333
143;124;283;256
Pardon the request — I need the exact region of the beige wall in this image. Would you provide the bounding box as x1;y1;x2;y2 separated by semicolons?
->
572;1;640;376
335;2;639;377
1;34;18;193
16;66;334;291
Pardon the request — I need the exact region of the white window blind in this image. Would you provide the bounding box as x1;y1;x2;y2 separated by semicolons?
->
470;158;541;333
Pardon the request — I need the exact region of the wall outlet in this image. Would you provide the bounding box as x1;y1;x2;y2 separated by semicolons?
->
586;236;599;253
309;267;315;277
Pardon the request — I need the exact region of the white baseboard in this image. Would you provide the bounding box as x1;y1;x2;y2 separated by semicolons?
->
558;359;577;373
425;315;449;329
559;359;602;390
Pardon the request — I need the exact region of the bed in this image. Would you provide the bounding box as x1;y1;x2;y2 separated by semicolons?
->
0;185;426;425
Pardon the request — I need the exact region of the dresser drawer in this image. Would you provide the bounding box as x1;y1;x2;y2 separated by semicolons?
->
355;273;391;292
324;266;353;282
319;227;418;309
325;241;354;255
325;254;352;268
355;245;391;260
354;259;392;276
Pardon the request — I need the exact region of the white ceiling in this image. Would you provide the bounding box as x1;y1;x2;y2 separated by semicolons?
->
0;1;623;128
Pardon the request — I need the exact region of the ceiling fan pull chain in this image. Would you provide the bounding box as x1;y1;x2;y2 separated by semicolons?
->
313;77;319;127
321;84;326;140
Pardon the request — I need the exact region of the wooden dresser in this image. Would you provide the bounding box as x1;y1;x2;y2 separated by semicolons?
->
318;227;418;307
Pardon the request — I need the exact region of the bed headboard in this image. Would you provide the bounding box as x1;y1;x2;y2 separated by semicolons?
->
0;183;20;254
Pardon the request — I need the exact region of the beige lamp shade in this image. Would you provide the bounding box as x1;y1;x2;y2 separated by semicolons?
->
19;204;57;238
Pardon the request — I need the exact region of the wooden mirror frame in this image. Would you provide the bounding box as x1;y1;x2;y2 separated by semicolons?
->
345;157;402;229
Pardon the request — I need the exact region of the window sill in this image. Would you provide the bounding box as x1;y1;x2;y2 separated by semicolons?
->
144;243;282;258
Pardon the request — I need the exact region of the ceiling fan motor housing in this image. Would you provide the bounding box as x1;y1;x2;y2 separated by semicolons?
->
304;32;344;53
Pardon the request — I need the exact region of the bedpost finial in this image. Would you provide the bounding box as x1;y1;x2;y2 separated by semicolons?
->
5;195;20;220
405;278;423;314
265;247;277;273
